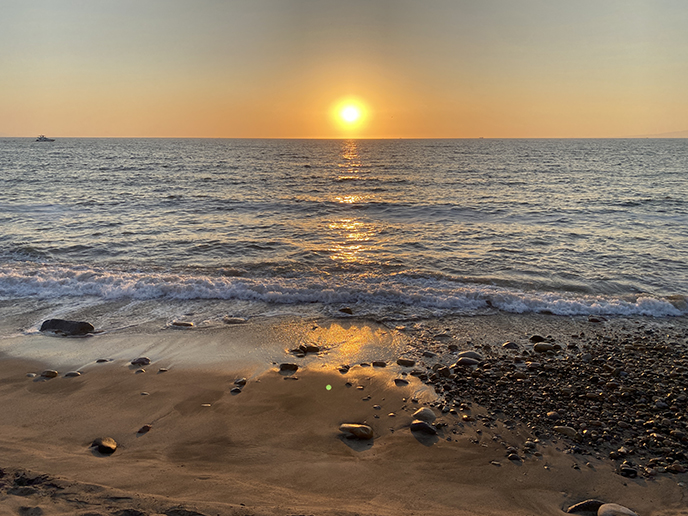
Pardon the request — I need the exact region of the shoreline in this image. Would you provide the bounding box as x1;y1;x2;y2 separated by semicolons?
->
0;312;687;515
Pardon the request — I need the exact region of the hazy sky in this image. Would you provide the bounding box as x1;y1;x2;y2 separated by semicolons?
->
1;0;687;138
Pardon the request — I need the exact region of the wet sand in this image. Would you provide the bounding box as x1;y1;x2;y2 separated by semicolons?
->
0;314;687;515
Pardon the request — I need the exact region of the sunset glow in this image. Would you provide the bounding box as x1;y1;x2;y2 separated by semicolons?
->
1;2;687;138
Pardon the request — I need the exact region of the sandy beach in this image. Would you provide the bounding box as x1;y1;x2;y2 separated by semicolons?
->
0;313;687;515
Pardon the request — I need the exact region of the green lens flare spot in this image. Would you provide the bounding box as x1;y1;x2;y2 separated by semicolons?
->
326;384;332;391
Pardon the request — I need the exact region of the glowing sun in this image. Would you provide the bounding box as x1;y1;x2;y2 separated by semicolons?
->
332;98;368;131
340;105;361;123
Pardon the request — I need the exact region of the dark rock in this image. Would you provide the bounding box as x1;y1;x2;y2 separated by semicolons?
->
131;357;151;366
40;370;58;378
40;319;94;336
397;358;416;367
64;371;81;377
457;351;483;361
394;378;409;386
339;307;353;315
533;343;555;353
137;424;152;434
452;357;480;368
279;363;299;372
115;510;146;516
299;343;320;353
92;437;117;454
529;334;546;343
410;420;437;435
372;361;387;367
566;499;605;514
165;510;208;516
339;423;373;439
230;387;242;394
234;378;247;386
502;341;519;350
413;407;437;422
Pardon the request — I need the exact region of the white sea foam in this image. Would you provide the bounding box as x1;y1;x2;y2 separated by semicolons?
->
0;264;683;318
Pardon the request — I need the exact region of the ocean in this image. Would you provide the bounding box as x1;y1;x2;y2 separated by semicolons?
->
1;137;687;330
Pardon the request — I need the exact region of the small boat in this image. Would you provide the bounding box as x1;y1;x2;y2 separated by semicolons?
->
36;135;55;142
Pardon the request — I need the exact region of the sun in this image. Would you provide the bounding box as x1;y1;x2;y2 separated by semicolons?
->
340;105;361;124
332;98;368;131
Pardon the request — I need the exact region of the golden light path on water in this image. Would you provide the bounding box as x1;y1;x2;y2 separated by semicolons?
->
328;140;378;264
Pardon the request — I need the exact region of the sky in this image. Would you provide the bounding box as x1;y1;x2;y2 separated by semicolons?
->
1;0;687;138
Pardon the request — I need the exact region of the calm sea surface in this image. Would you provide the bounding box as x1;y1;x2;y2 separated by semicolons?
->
1;138;687;324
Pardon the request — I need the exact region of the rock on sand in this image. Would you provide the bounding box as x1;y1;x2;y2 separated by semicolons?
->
39;319;95;336
597;504;638;516
92;437;117;454
339;423;373;439
413;407;437;422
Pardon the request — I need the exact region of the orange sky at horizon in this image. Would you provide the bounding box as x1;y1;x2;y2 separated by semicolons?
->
1;1;687;139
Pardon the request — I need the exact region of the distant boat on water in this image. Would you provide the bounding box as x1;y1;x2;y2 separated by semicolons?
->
35;135;55;142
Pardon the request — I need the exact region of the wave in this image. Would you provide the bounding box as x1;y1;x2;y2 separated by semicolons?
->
0;263;683;318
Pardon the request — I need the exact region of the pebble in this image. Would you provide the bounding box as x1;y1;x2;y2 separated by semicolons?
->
26;373;36;378
96;359;109;363
64;371;81;377
490;460;502;466
413;407;437;422
171;320;194;327
92;437;117;454
223;316;247;324
339;423;373;439
234;378;247;386
135;369;145;374
141;392;149;396
553;426;580;439
137;424;152;434
533;343;555;353
279;363;299;372
397;358;416;367
507;453;521;461
158;367;168;373
452;357;480;367
597;504;638;516
131;357;151;366
502;341;519;350
529;334;546;343
394;378;410;386
457;351;483;361
339;307;353;315
410;420;437;435
40;370;58;378
230;387;242;394
372;361;387;367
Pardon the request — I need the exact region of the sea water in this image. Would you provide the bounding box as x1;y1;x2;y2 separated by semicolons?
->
1;138;687;329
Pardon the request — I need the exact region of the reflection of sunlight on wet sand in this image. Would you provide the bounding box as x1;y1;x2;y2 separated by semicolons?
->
308;322;396;363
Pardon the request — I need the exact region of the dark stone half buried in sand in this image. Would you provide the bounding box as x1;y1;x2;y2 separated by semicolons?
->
40;370;58;378
279;363;299;372
339;423;373;439
39;319;95;336
131;357;151;366
566;498;605;513
410;420;437;435
394;378;409;386
91;437;117;454
397;358;416;367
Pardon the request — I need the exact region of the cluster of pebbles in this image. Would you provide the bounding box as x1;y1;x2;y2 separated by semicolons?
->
396;317;688;478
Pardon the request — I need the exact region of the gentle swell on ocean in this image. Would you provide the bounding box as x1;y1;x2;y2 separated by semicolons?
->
1;137;687;326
